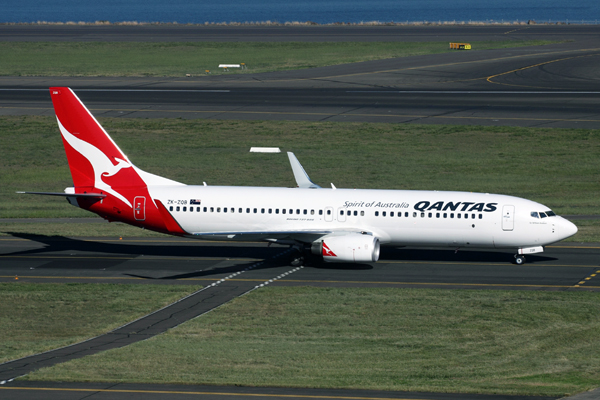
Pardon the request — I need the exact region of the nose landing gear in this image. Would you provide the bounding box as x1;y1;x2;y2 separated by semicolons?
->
513;246;544;265
514;254;526;265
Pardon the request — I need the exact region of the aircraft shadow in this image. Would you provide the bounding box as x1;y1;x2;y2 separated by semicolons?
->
125;260;278;280
381;247;557;264
2;232;280;259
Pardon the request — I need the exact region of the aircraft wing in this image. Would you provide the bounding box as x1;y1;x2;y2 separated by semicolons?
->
192;230;332;243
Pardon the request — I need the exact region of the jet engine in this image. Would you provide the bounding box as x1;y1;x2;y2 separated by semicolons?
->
312;233;380;263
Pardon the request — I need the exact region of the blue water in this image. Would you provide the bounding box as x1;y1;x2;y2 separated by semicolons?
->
3;0;599;24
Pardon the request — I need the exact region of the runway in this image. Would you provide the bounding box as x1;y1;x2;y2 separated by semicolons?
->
1;235;598;291
2;25;600;127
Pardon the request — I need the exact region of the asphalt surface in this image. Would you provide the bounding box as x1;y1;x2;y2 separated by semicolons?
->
0;234;599;291
0;24;598;43
1;24;599;399
0;382;561;400
2;25;600;127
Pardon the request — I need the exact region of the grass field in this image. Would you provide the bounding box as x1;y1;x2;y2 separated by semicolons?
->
0;283;200;364
22;286;600;397
0;40;557;77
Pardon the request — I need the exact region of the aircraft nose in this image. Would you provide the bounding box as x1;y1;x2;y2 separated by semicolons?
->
561;218;578;239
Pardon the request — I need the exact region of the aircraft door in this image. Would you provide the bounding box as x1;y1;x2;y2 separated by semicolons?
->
325;206;333;222
502;205;514;231
134;196;146;221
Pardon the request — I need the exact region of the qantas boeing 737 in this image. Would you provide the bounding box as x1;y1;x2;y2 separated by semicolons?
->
20;88;578;265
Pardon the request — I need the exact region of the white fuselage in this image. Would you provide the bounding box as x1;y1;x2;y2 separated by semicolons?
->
148;185;577;250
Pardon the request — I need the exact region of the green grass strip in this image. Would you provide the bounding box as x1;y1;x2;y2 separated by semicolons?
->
0;283;201;364
0;40;558;77
24;287;600;397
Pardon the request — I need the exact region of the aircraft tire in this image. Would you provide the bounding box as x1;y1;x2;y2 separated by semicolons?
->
514;255;526;265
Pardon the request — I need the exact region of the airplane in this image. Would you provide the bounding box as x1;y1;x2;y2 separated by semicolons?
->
20;87;578;265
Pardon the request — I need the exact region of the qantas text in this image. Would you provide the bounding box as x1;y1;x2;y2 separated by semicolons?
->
414;201;498;212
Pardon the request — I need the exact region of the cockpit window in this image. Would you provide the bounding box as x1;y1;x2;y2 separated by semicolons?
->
532;210;557;218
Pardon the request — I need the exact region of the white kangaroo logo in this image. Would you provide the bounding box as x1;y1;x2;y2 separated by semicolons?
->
58;118;133;207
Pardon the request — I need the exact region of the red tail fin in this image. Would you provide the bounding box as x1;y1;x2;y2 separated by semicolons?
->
50;87;145;207
49;87;185;234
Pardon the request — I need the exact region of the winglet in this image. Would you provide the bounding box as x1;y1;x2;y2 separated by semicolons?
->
287;152;321;189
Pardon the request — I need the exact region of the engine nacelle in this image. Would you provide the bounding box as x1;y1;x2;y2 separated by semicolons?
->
312;234;380;263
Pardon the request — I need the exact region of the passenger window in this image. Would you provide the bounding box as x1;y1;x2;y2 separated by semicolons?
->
436;213;440;218
239;208;242;213
261;208;265;214
327;210;331;215
190;207;193;212
390;212;394;217
413;212;417;217
276;209;279;214
421;212;425;218
311;210;315;215
290;209;293;214
296;209;300;214
169;206;173;211
282;209;286;214
217;207;220;212
183;207;187;212
269;209;272;214
254;208;257;213
443;213;447;218
319;210;323;215
428;212;432;218
246;208;250;213
457;213;461;219
375;211;379;217
450;213;454;218
405;212;409;217
340;210;344;215
383;211;387;217
176;206;180;212
197;207;200;212
304;210;307;215
471;214;476;219
230;208;234;213
354;211;358;216
360;211;364;216
479;214;483;219
223;208;227;213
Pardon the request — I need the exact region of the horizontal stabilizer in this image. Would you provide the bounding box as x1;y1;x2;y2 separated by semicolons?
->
17;191;107;198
